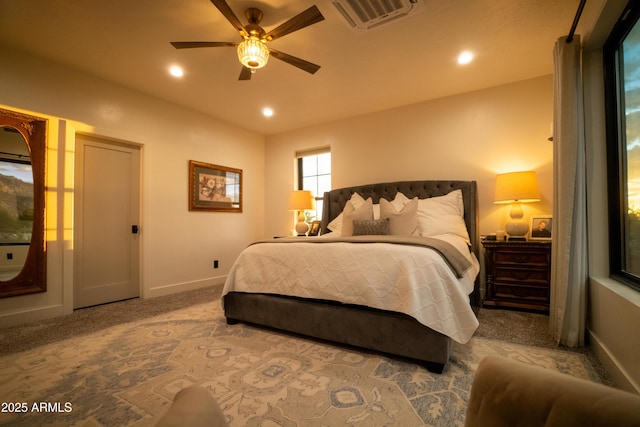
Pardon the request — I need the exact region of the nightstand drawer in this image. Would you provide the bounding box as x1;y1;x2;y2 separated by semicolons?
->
493;267;549;286
494;283;549;301
494;250;549;266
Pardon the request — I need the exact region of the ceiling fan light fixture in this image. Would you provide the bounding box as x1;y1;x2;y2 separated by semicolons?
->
237;38;269;69
171;3;325;80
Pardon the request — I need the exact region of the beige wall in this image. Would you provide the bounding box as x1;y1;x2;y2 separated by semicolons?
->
265;76;554;239
0;46;266;326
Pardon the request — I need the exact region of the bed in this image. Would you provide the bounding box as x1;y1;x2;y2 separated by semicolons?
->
223;180;480;373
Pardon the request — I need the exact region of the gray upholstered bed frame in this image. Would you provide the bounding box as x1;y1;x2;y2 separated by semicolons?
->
224;180;479;373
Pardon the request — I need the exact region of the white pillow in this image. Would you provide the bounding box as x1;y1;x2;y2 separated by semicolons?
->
374;192;410;219
341;198;374;236
417;190;470;243
380;197;419;236
327;192;366;233
328;191;411;232
389;191;410;208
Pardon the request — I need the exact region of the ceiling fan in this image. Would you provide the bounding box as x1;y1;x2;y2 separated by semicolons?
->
171;0;325;80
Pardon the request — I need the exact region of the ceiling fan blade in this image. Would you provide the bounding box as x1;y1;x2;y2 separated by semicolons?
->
269;49;321;74
239;66;252;81
210;0;246;35
264;5;324;41
171;41;237;49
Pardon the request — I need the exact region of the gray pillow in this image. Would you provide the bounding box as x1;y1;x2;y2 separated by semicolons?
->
352;218;390;236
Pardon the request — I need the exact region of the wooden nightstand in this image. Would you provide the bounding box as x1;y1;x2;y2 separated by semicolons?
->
482;240;552;313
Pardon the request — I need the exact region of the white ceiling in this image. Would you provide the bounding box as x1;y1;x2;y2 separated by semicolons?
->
0;0;582;135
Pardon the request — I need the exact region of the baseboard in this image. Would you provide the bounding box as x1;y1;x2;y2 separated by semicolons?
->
0;304;69;328
588;328;640;394
145;276;226;299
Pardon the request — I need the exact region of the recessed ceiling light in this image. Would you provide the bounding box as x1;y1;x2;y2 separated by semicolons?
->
457;51;474;65
262;107;274;117
169;65;184;77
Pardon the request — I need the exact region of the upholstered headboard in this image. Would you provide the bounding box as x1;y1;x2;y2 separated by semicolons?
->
320;180;479;257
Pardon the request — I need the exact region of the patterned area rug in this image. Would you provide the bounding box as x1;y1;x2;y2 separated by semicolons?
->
0;301;602;426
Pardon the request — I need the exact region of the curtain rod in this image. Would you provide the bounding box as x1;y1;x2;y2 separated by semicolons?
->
566;0;587;43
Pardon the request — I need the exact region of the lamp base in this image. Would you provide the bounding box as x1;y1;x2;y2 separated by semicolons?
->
295;221;309;236
505;222;529;240
295;211;309;236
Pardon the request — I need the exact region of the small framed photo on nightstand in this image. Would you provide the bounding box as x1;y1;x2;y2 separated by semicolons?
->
530;215;552;240
308;220;322;236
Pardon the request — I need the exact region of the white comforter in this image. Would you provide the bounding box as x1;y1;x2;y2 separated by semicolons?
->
222;233;480;344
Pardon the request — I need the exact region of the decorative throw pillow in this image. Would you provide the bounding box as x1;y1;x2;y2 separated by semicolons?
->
389;191;411;209
416;189;470;242
341;197;374;236
373;192;409;220
327;192;366;234
380;197;419;236
352;218;390;236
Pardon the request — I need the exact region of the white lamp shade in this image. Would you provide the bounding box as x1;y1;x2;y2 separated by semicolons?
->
288;190;315;211
494;171;540;204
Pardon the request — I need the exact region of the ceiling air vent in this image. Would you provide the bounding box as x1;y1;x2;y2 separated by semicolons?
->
332;0;425;31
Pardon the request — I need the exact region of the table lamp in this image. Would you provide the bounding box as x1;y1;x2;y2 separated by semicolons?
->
289;190;315;236
494;171;540;240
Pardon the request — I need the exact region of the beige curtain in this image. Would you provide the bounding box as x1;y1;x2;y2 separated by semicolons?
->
550;35;588;347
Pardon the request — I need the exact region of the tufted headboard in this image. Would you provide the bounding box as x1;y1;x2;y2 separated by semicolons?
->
320;180;479;258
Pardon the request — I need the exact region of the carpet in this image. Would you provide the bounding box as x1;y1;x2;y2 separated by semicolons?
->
0;299;603;427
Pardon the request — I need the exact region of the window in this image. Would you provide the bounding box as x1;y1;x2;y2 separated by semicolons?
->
297;149;331;221
604;0;640;291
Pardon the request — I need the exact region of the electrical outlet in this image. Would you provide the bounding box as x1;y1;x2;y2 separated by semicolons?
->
214;260;219;269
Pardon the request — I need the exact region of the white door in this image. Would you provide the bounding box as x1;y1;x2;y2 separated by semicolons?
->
74;135;141;308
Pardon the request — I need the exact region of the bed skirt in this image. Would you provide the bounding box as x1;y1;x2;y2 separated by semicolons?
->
224;292;453;373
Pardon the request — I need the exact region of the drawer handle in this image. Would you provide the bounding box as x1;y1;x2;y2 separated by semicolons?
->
508;271;533;280
509;255;532;263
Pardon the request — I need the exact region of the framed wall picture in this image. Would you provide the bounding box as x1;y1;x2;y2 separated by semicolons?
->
530;215;552;240
189;160;242;212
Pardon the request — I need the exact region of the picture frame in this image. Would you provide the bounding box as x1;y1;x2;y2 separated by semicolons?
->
189;160;242;212
308;220;322;236
530;215;552;240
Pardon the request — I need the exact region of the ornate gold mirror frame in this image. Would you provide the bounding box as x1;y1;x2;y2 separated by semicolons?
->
0;107;46;298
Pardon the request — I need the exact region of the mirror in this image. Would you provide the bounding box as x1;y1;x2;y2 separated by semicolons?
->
0;126;32;280
0;107;46;298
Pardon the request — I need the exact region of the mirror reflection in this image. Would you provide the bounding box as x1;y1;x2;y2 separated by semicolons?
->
0;126;33;281
0;107;46;298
